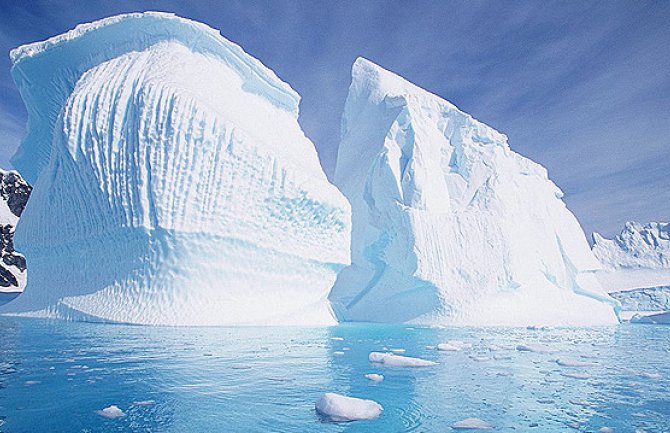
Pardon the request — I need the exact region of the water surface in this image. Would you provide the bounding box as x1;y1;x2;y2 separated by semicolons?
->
0;317;668;432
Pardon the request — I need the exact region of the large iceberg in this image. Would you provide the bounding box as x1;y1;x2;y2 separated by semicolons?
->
329;58;618;326
1;13;351;325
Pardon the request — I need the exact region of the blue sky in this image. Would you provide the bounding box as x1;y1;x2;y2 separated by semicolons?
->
0;0;668;238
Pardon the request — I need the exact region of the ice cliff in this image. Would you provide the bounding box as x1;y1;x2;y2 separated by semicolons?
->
0;169;31;292
593;222;670;270
1;12;351;325
329;58;618;326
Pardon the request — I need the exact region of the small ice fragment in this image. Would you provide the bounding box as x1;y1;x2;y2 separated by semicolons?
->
334;351;345;356
451;417;493;429
469;356;489;362
561;372;591;380
390;348;406;353
599;428;614;433
365;373;384;382
516;343;556;353
369;352;436;367
24;380;41;386
96;405;125;418
556;358;595;367
315;393;383;422
331;337;344;341
231;364;252;370
133;400;155;406
437;343;461;352
640;372;661;380
426;345;436;350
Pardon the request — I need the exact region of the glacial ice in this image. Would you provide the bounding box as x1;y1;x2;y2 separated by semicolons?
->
593;222;670;270
451;417;493;429
328;57;618;326
368;351;436;367
315;393;383;422
96;405;125;418
1;13;351;325
593;222;670;321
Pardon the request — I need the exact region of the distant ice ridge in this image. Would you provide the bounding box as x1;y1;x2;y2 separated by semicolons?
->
329;58;618;326
593;222;670;270
1;13;350;325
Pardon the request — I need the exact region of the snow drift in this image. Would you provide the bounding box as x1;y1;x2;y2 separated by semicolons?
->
329;58;618;326
1;12;351;325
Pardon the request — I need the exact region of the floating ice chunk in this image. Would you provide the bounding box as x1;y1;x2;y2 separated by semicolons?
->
438;340;472;351
24;380;41;386
516;343;556;353
469;356;489;362
599;427;614;433
96;405;125;418
133;400;155;406
639;372;661;380
369;352;436;367
561;372;591;380
365;373;384;382
331;337;344;341
451;417;493;429
390;348;406;353
437;341;469;352
556;358;596;367
315;393;383;422
333;351;345;356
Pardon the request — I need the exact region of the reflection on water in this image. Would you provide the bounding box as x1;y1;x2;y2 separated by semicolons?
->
0;317;668;432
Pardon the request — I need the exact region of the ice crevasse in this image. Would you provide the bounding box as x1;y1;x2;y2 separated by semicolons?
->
2;12;351;325
328;58;619;326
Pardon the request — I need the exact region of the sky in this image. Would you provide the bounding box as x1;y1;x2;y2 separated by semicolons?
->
0;0;668;239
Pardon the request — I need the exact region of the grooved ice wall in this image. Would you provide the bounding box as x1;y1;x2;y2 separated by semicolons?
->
1;13;351;325
329;58;618;326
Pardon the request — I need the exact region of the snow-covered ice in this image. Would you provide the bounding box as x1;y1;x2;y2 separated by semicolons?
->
556;358;596;367
315;393;383;422
437;340;472;351
593;222;670;270
1;12;350;325
368;351;436;367
328;57;618;326
516;343;557;353
96;405;125;418
364;373;384;382
451;417;493;429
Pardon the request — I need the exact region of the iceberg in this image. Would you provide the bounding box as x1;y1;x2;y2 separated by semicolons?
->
592;222;670;321
593;222;670;270
1;13;351;325
329;58;618;326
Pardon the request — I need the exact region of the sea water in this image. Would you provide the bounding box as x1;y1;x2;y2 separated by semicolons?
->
0;317;668;432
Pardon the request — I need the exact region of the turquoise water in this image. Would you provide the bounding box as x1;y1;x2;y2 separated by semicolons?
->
0;317;668;432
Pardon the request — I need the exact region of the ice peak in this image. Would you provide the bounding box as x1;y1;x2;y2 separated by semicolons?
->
593;221;670;269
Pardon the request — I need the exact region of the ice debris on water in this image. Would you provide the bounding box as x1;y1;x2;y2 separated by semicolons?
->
96;405;125;418
369;352;436;367
315;393;383;422
451;417;493;429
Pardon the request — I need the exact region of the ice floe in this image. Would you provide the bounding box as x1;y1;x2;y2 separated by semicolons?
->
96;405;125;418
364;373;384;382
451;417;493;429
369;352;436;367
315;393;383;422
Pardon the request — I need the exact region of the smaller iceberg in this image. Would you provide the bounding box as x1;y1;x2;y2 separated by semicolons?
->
315;393;383;422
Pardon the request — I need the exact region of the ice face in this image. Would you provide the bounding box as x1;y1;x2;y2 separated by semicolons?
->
593;222;670;270
1;13;351;325
329;57;618;326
